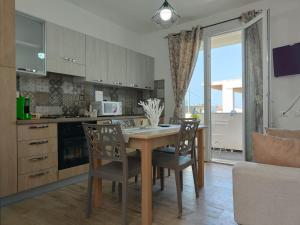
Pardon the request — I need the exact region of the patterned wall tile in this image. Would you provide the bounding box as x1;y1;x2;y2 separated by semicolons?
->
35;77;49;92
19;76;36;92
18;73;149;116
35;92;49;106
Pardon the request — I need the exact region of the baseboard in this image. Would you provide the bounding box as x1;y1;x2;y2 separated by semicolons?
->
0;174;87;207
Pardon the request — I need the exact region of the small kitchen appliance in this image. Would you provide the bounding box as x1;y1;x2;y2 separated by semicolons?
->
16;96;32;120
91;101;122;116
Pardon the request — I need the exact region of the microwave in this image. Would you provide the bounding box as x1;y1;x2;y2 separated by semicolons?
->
92;101;122;116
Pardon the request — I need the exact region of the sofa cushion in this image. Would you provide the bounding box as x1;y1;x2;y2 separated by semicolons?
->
266;128;300;140
252;132;300;168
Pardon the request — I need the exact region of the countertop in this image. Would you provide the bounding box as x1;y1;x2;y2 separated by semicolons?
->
16;115;147;125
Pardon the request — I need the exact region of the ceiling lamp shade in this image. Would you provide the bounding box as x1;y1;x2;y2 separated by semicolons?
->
152;0;180;28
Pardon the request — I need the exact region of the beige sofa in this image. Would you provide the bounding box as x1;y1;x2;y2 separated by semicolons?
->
233;161;300;225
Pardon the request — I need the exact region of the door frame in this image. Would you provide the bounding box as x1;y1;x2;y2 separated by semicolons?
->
203;9;270;161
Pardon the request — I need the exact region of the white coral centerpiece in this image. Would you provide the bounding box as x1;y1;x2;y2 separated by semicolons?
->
139;98;164;128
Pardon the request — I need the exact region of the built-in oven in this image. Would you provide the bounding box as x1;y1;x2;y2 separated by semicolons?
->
58;122;95;170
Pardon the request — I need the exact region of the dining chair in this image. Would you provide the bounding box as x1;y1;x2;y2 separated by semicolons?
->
152;121;200;218
82;123;141;225
111;119;140;185
153;117;198;183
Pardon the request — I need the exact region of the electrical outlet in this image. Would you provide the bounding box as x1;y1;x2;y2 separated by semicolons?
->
295;110;300;117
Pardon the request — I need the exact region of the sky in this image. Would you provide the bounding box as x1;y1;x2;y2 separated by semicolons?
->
185;43;243;111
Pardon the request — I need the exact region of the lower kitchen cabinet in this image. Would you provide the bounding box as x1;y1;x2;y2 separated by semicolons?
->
58;164;89;180
0;67;17;197
18;168;57;192
17;123;58;192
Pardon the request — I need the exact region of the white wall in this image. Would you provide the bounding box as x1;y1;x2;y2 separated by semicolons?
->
16;0;300;129
15;0;142;53
141;0;300;129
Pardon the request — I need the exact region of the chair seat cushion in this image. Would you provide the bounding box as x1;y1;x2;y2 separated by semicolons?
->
127;149;141;159
93;158;140;182
154;146;176;154
152;151;193;169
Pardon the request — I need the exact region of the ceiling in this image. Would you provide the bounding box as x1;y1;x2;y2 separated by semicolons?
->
63;0;262;34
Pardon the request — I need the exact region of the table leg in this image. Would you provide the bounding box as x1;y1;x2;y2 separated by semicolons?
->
197;129;204;188
141;140;152;225
93;159;102;207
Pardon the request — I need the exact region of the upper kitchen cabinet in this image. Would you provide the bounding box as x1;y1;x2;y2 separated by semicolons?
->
46;22;85;77
126;50;154;90
0;0;15;68
85;35;108;84
16;12;46;76
107;43;127;86
144;55;155;90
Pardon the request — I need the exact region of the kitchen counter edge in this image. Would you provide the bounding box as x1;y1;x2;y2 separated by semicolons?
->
16;115;147;125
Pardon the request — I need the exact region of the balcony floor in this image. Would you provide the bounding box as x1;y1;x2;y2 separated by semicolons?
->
212;149;244;162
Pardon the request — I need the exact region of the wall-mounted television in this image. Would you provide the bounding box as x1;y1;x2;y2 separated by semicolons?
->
273;42;300;77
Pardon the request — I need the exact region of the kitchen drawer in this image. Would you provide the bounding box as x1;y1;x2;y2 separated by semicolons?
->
18;152;58;175
18;138;57;158
17;123;57;141
18;168;57;192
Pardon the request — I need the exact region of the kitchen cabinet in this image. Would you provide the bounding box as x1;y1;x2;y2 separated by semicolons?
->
17;123;58;192
0;0;15;68
107;43;127;86
46;22;85;77
144;55;155;89
0;0;17;198
85;35;108;84
126;50;154;89
126;50;142;88
16;12;46;76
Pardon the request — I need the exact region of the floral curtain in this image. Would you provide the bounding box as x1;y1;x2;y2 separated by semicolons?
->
167;26;203;118
241;10;264;161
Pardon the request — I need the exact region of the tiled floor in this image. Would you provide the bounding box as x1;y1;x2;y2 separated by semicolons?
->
1;163;237;225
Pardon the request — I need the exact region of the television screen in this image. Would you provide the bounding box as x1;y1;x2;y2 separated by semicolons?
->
273;43;300;77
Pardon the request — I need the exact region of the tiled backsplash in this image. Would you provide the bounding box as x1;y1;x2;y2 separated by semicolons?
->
17;73;165;117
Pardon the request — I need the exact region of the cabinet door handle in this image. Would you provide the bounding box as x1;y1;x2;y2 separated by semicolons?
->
29;140;49;145
29;171;49;178
29;156;48;161
29;124;49;129
63;57;73;62
17;68;37;73
93;79;103;83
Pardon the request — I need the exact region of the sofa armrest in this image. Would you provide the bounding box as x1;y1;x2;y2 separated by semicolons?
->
233;162;300;225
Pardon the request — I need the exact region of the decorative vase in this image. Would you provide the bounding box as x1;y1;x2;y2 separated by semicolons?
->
138;98;164;128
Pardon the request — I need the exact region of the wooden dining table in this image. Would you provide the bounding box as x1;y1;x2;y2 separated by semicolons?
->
92;125;206;225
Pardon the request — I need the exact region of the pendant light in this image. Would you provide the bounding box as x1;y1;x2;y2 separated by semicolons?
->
152;0;180;28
